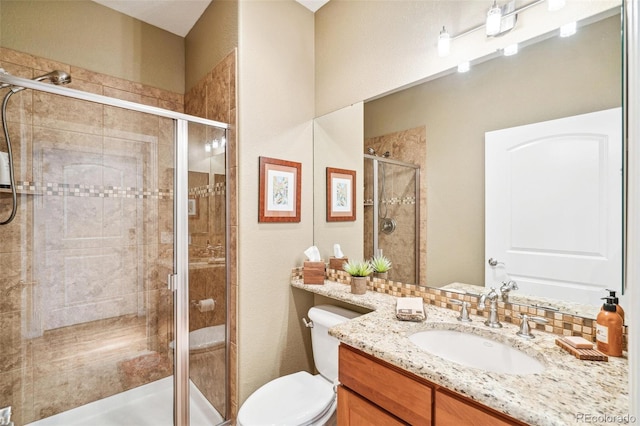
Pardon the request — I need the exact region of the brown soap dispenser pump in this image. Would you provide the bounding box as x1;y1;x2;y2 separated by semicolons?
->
596;297;623;357
603;289;625;324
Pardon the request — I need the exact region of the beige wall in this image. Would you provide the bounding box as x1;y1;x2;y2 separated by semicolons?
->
315;0;620;116
313;103;364;261
0;0;185;93
364;15;621;288
237;0;315;404
185;0;238;92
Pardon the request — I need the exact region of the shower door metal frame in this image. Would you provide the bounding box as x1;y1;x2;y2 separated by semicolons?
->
364;154;420;283
0;72;229;426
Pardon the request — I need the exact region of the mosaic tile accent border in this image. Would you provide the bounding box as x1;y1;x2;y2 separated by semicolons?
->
189;182;226;198
292;266;629;350
8;181;173;199
364;196;416;206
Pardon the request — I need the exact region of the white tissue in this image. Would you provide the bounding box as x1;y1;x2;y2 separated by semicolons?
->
304;245;321;262
333;244;344;259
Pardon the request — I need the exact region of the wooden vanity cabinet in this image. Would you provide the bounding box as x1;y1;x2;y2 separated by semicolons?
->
338;344;526;426
435;389;525;426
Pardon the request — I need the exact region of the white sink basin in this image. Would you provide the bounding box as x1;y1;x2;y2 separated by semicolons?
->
409;329;545;375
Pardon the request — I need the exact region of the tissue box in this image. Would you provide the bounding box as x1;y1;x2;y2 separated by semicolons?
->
304;261;325;285
329;257;348;271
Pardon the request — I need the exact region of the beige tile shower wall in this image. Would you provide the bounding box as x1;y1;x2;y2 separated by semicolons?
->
0;47;182;425
365;127;426;285
185;50;237;419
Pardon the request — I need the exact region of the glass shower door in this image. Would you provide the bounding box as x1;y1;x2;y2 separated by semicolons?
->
364;155;420;284
1;70;228;426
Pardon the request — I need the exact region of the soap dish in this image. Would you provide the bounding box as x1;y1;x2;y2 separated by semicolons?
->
555;337;608;361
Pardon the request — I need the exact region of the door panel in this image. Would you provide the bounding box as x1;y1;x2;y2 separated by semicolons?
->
485;108;622;305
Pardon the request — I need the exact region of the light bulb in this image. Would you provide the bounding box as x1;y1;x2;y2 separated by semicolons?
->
560;22;577;37
486;1;502;36
204;143;211;153
547;0;565;11
437;26;451;57
503;43;518;56
212;139;219;149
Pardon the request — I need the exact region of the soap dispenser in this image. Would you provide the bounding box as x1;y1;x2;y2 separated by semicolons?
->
602;289;625;324
596;297;623;357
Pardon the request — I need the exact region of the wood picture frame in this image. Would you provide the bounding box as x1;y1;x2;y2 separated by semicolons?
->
259;156;301;222
327;167;356;222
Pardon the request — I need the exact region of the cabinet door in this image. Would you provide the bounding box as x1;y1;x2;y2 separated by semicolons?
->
338;386;407;426
435;390;524;426
339;345;433;424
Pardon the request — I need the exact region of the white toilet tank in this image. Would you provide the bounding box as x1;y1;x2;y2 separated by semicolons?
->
308;305;360;383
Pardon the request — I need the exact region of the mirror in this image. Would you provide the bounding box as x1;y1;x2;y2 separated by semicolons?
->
314;8;622;319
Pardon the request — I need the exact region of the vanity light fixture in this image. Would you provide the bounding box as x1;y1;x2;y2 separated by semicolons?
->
503;43;519;56
437;0;565;57
486;1;503;36
457;61;471;73
560;21;577;37
438;26;451;57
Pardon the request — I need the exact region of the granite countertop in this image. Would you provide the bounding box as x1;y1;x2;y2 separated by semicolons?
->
292;279;629;426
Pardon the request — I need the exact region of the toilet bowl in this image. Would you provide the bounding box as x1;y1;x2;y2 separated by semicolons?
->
169;324;226;353
237;305;360;426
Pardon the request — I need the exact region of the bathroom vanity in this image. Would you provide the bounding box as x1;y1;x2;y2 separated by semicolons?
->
291;279;629;426
338;344;524;425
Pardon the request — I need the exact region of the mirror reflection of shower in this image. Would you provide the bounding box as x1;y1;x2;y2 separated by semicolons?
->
364;150;420;283
0;69;72;225
366;148;397;234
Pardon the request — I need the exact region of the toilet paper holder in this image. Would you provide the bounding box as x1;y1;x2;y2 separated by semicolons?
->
191;298;215;312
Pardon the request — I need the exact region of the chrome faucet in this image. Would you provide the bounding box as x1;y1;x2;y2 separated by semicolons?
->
516;313;549;339
499;280;518;301
449;299;472;322
478;287;502;328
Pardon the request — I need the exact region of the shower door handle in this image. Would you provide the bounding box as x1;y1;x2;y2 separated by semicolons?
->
167;274;177;292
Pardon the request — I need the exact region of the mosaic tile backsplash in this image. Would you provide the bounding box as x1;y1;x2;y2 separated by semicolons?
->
291;266;629;351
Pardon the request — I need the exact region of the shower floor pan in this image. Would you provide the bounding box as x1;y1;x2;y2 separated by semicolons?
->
26;376;223;426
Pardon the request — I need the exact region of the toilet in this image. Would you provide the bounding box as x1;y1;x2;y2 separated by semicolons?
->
237;305;360;426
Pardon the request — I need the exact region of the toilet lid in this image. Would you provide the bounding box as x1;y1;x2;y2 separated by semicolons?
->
237;371;334;426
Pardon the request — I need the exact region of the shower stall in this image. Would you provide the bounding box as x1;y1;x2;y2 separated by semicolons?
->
0;71;229;426
364;153;420;284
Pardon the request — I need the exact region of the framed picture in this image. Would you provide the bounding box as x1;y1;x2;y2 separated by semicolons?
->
188;198;198;219
259;156;301;222
326;167;356;221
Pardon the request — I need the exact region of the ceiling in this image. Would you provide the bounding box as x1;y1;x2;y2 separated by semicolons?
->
92;0;329;37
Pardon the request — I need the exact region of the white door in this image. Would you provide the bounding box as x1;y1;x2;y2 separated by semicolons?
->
485;108;622;306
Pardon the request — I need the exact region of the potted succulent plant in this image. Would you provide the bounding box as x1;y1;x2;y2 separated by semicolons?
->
343;260;373;295
370;254;392;280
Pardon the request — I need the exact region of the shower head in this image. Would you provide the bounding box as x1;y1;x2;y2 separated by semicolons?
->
382;151;390;158
33;70;72;85
367;147;376;155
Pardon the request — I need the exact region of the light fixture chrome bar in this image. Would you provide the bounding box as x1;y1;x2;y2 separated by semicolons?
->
450;0;545;40
0;72;228;129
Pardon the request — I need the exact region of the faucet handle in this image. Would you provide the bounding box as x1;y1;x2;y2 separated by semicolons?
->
516;314;549;339
449;299;472;322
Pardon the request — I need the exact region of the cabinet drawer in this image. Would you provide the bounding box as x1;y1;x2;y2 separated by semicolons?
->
339;345;432;425
338;386;407;426
435;389;526;426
